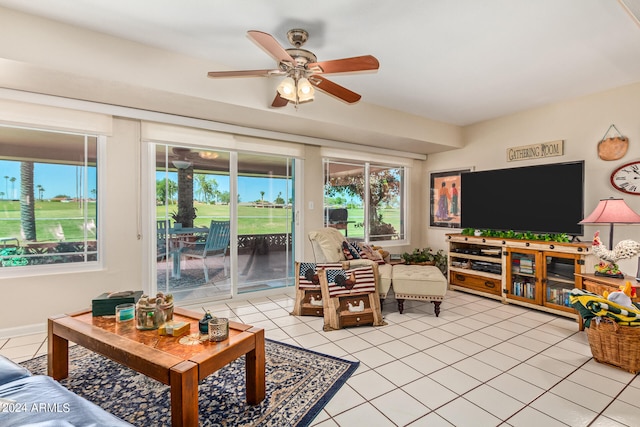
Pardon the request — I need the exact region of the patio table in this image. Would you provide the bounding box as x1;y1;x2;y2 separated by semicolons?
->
168;227;208;278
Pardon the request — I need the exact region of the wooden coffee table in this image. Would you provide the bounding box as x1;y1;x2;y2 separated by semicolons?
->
48;307;265;427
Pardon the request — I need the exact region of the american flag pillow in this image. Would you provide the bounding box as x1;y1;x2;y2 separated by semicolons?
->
326;265;376;297
342;241;360;260
297;262;342;289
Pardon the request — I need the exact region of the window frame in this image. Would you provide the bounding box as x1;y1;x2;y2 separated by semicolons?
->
323;158;408;245
0;125;105;277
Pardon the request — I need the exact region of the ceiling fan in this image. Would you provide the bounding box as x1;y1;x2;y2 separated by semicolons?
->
207;29;379;107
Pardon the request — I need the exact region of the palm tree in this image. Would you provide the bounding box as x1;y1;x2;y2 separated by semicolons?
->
156;178;178;205
194;174;220;204
260;191;265;204
174;166;196;227
275;191;285;205
207;178;219;204
20;162;36;241
10;177;16;199
3;175;7;199
195;174;208;202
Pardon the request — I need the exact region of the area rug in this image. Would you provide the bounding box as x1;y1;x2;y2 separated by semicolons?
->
21;339;359;426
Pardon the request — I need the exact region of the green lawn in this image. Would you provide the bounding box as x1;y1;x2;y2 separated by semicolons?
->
0;200;400;242
0;200;96;242
157;203;295;235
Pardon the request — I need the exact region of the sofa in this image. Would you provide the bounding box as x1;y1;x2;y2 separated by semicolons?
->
0;354;132;427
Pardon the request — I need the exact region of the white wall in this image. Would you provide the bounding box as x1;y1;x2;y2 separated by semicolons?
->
425;81;640;277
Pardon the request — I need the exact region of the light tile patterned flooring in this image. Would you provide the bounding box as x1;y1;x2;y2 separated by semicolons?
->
3;289;640;426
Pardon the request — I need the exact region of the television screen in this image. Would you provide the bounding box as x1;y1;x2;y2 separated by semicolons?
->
460;161;584;235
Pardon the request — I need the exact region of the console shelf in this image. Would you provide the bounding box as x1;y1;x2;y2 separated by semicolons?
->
447;234;596;318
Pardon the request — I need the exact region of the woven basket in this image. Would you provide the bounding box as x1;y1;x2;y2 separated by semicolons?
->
584;280;613;297
586;318;640;374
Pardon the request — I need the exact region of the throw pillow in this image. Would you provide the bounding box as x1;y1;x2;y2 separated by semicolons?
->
342;241;360;260
359;243;383;261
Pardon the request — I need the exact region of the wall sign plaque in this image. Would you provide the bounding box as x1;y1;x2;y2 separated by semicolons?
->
506;140;564;162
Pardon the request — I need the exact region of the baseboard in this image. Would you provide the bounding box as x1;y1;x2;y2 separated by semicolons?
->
0;322;46;340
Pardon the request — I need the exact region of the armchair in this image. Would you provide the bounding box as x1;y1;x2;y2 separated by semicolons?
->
307;227;393;304
180;220;230;281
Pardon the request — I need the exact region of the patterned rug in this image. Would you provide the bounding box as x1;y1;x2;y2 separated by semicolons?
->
21;340;358;426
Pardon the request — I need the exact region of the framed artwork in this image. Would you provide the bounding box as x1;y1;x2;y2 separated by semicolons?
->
430;169;470;228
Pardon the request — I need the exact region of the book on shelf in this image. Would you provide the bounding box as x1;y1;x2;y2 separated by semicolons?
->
546;287;571;307
519;258;534;274
513;281;535;299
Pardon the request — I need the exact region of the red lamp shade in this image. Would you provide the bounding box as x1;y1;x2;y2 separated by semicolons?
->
580;197;640;250
580;198;640;224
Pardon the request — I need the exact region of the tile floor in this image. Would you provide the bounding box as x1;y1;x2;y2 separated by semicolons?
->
3;289;640;426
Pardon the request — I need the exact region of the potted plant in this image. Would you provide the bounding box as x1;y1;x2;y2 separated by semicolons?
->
171;207;197;228
402;247;448;275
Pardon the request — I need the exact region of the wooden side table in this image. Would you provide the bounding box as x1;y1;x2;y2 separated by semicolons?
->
575;272;640;330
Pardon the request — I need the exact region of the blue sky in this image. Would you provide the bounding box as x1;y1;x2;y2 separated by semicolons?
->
0;159;291;203
158;171;292;203
0;161;96;199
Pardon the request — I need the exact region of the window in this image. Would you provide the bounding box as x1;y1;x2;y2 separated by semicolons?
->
0;126;99;270
324;159;405;242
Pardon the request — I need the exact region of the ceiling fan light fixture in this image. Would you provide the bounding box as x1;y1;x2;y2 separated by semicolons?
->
277;76;297;101
172;160;192;170
297;77;314;102
199;151;219;160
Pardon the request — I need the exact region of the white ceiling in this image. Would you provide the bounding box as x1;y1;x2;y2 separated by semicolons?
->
1;0;640;127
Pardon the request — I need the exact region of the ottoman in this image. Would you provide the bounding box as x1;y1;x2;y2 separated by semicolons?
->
392;264;447;316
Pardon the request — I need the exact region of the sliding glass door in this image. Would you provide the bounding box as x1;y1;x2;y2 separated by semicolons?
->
154;144;295;302
237;153;294;293
155;145;232;301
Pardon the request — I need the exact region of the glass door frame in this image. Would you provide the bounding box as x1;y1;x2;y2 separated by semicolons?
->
506;248;542;304
142;142;299;301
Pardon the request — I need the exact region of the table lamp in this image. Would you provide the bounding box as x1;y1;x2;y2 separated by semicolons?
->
579;197;640;250
580;197;640;278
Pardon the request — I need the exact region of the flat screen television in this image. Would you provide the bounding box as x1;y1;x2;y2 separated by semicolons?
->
460;161;584;236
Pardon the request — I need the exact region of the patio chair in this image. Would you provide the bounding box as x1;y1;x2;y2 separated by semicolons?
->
180;220;230;281
157;220;168;260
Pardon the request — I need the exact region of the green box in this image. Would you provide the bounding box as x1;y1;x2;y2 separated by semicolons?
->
91;291;143;317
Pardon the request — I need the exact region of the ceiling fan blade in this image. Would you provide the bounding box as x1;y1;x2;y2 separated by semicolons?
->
247;30;295;64
271;92;289;108
308;55;379;74
310;76;362;104
207;69;279;78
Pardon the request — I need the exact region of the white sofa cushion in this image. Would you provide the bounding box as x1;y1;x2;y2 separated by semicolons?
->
308;228;348;263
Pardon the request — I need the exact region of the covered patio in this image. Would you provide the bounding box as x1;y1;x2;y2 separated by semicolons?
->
157;232;294;302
